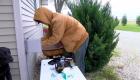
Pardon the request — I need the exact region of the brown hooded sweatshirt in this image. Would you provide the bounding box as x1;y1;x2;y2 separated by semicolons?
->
34;7;89;53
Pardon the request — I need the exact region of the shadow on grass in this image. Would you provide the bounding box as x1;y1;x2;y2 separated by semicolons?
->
85;66;121;80
85;49;121;80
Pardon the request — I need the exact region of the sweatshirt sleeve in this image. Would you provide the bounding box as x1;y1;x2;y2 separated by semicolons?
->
42;19;65;46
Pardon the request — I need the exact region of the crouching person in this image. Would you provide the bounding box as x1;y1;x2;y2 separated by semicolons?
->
34;7;89;74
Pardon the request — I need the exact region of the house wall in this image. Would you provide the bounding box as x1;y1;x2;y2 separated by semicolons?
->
21;0;40;39
0;0;41;80
0;0;20;80
20;0;42;80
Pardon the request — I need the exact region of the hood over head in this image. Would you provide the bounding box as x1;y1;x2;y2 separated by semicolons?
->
34;7;53;25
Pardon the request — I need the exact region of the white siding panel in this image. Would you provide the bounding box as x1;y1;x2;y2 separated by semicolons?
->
9;62;19;69
0;35;16;42
22;11;34;19
0;28;15;35
26;0;35;9
0;5;13;13
22;14;34;21
0;21;14;28
24;28;39;39
11;69;20;75
10;49;17;55
21;8;34;17
0;0;12;5
12;75;21;80
23;25;36;33
20;0;41;80
21;0;39;40
21;0;35;12
0;13;14;20
0;0;21;80
12;55;19;62
22;21;36;27
0;42;17;49
23;26;37;39
21;7;34;16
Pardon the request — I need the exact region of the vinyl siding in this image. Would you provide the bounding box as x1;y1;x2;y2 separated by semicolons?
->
0;21;14;28
0;0;20;80
21;0;40;39
0;0;12;5
20;0;41;80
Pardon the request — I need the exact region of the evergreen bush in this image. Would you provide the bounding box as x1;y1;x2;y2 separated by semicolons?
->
70;0;119;72
114;17;120;26
136;16;140;26
121;15;127;26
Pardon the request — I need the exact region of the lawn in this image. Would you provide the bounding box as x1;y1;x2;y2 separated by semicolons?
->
115;21;140;32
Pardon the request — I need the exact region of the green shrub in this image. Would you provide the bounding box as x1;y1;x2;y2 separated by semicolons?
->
70;0;119;72
114;17;120;26
121;15;127;26
136;16;140;26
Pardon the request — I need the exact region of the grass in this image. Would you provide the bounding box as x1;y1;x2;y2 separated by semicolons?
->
115;21;140;32
112;48;121;57
85;66;121;80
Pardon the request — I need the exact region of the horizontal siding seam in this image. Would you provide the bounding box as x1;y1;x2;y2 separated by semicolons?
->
24;28;39;39
0;34;15;36
0;26;14;29
23;24;37;27
0;20;14;21
22;20;34;22
8;48;17;50
23;19;35;22
11;61;19;63
0;6;13;13
11;54;17;56
10;68;19;69
22;14;33;18
0;5;12;6
0;13;11;14
11;74;20;76
0;4;12;6
0;13;14;20
23;27;36;34
10;66;19;68
0;12;13;14
0;41;16;43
